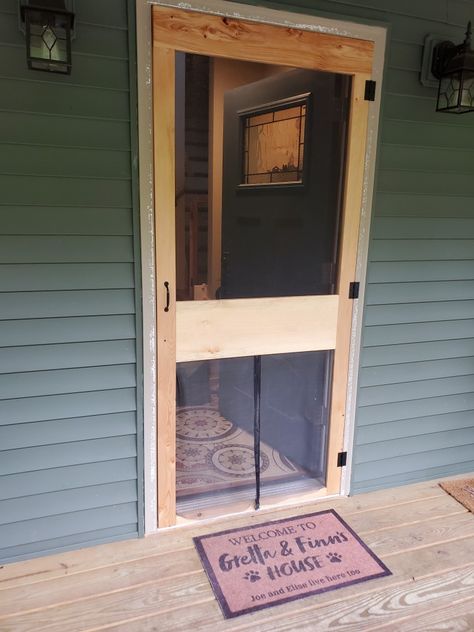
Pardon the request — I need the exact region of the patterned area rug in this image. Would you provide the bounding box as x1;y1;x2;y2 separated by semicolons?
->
176;406;300;498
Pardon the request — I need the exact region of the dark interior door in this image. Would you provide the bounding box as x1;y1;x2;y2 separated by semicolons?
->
220;69;350;300
218;69;350;475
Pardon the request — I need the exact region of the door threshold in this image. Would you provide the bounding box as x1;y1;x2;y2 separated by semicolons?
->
175;482;336;524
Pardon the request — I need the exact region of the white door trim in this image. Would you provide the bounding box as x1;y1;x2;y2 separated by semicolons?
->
136;0;387;533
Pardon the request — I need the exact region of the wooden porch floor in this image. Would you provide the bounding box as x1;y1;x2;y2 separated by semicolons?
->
1;476;474;631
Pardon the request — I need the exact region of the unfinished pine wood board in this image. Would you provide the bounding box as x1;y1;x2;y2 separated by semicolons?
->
152;6;374;76
383;595;474;631
176;295;338;361
154;45;177;528
325;73;371;496
3;536;474;632
102;540;474;632
0;548;201;619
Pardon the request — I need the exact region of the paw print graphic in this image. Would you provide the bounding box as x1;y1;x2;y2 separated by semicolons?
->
327;552;342;563
244;570;261;583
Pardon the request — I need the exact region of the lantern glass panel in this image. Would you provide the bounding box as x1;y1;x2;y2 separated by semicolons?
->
438;73;461;110
460;72;474;108
24;7;72;74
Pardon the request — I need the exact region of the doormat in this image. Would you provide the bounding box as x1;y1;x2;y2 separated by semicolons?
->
440;478;474;513
193;509;391;618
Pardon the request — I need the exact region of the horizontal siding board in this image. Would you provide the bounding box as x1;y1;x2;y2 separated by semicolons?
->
387;40;423;72
359;374;474;407
0;79;130;120
360;357;474;387
380;145;473;174
0;481;137;525
383;93;474;128
0;503;138;549
385;68;443;100
357;392;474;426
78;0;128;28
357;409;474;444
299;0;447;21
373;218;474;240
0;365;136;400
370;240;474;261
0;523;138;562
364;301;474;326
0;264;135;291
352;444;474;482
364;320;474;347
0;236;133;263
361;338;474;367
0;2;16;12
0;45;129;91
0;316;135;347
448;0;474;26
0;289;135;320
351;460;474;493
382;120;474;150
0;524;138;564
273;0;454;27
355;427;474;463
68;23;129;58
0;458;137;501
367;261;474;283
0;340;136;373
375;192;474;218
0;111;131;149
0;175;131;207
388;41;422;72
0;208;132;236
366;281;474;305
0;388;136;425
390;17;467;46
377;169;474;197
0;413;136;450
0;436;137;476
0;145;131;179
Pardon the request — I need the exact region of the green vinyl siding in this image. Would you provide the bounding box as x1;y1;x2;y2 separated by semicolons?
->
0;0;142;563
247;0;474;492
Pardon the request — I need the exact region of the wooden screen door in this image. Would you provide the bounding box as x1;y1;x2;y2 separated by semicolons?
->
152;5;374;527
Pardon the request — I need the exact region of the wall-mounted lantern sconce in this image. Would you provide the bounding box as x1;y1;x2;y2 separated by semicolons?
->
20;0;74;74
431;21;474;113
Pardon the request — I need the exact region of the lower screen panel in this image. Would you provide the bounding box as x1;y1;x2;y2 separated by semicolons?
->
176;351;332;515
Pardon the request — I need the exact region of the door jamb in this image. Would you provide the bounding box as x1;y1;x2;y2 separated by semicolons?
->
136;0;387;533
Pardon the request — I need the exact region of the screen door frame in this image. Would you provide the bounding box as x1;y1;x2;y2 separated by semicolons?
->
152;4;375;527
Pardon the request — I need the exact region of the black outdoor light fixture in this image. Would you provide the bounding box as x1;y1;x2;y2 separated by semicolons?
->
431;21;474;113
20;0;74;74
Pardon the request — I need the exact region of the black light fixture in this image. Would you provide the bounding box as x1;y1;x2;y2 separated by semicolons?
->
20;0;74;74
431;21;474;113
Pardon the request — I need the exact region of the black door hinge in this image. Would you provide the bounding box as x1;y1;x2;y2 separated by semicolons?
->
349;281;360;299
337;451;348;468
364;80;376;101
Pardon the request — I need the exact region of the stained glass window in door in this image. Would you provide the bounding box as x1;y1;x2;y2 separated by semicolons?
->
242;99;308;185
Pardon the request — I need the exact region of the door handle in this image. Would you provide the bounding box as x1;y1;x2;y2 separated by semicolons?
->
164;281;170;312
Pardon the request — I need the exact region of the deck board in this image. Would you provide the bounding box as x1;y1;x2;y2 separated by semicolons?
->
0;475;473;631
